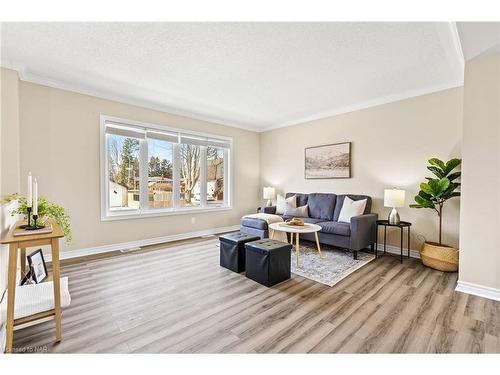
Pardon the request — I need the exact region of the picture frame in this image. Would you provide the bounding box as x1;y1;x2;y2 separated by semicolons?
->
27;249;48;283
305;141;351;179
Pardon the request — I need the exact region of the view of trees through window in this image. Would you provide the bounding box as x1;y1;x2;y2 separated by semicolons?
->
107;134;140;210
207;146;224;205
148;139;173;209
104;120;229;216
180;144;201;207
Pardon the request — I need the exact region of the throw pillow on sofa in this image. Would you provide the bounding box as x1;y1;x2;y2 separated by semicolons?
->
284;204;309;218
276;194;296;215
338;196;367;223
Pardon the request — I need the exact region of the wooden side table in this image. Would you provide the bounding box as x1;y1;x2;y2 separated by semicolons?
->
1;219;65;353
376;219;412;263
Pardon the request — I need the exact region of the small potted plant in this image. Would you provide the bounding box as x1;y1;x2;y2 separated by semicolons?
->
2;193;72;245
410;158;461;272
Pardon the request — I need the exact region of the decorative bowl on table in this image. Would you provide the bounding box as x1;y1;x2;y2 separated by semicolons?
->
285;217;305;226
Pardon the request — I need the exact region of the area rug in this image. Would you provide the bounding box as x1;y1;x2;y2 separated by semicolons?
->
291;241;375;287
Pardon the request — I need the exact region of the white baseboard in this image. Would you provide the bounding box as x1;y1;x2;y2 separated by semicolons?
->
45;231;418;263
45;225;240;262
455;280;500;302
375;243;420;259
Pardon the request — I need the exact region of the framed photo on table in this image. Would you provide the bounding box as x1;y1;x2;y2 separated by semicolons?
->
27;249;48;283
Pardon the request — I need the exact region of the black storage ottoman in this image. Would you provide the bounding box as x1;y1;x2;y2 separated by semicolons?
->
245;239;292;287
219;232;260;273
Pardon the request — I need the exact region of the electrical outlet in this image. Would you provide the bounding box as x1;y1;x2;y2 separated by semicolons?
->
191;217;196;224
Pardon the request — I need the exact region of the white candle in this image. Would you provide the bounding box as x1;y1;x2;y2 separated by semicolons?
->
27;172;33;208
33;178;38;216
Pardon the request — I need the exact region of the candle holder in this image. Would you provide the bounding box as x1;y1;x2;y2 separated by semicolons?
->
25;214;45;230
19;206;33;229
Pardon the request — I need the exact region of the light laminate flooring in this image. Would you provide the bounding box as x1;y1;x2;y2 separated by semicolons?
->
12;236;500;353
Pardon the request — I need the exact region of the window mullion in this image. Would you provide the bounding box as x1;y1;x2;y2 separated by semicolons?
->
200;146;207;207
173;142;180;208
224;148;230;207
139;138;149;211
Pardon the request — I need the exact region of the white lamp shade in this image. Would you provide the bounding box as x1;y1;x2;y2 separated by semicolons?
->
384;189;405;208
263;187;276;200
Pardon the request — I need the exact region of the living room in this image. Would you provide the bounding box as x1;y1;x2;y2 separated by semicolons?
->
1;1;499;372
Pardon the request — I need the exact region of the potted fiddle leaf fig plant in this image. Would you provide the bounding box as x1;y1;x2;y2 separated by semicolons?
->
410;158;461;271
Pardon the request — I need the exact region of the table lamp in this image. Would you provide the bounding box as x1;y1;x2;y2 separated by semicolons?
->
263;187;276;207
384;189;405;225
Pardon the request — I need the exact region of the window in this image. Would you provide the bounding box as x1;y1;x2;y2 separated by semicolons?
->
207;146;224;206
101;116;231;220
179;143;201;208
147;135;174;209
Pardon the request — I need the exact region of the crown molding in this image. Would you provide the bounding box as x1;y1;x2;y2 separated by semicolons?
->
2;62;260;133
450;22;465;65
3;62;463;134
260;80;464;132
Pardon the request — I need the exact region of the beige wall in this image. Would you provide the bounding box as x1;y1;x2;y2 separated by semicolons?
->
459;52;500;290
1;68;20;195
260;88;463;250
0;67;21;352
16;77;260;252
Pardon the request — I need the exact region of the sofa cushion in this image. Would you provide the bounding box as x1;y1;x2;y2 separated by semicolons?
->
276;194;296;215
307;193;336;220
241;217;268;230
286;192;308;207
333;195;372;221
337;196;367;223
318;221;351;236
284;204;309;218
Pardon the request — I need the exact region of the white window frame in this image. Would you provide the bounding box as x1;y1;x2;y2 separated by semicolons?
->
100;115;233;221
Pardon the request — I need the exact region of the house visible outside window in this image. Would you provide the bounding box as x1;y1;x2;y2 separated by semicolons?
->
101;116;231;220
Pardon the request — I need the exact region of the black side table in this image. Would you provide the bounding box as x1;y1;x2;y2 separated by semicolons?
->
376;220;412;263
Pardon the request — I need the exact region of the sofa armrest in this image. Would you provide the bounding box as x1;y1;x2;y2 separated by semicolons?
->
258;206;276;214
350;213;378;251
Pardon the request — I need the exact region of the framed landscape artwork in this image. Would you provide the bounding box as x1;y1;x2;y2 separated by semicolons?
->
305;142;351;179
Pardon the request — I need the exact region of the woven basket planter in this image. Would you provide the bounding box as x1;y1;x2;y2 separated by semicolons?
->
420;242;458;272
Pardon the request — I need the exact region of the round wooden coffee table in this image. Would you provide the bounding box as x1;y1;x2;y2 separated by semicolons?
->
268;222;322;267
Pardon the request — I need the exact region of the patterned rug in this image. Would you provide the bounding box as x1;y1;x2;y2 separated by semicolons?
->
291;241;375;287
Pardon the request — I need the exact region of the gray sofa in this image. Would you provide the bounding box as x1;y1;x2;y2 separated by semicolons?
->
241;192;378;260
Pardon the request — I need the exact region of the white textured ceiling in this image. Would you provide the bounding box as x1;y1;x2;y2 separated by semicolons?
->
456;22;500;61
1;22;464;131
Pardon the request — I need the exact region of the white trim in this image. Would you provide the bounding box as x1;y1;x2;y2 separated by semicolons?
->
375;243;421;259
100;115;233;220
101;115;233;142
449;22;465;65
6;65;258;133
260;81;464;132
3;64;464;134
455;280;500;302
44;225;240;262
200;146;208;207
101;206;233;221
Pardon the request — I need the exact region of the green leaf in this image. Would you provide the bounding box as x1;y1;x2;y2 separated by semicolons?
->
418;190;432;200
428;179;440;194
437;178;450;195
427;166;446;178
409;204;423;208
444;158;461;175
420;182;433;195
447;171;461;182
414;194;435;208
429;158;446;170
